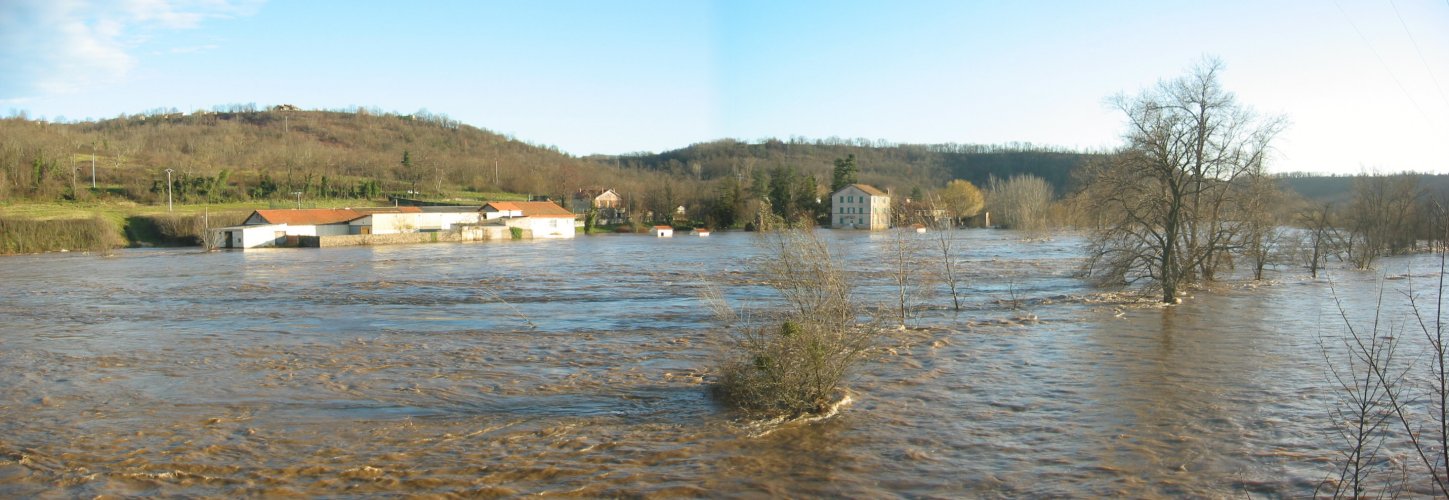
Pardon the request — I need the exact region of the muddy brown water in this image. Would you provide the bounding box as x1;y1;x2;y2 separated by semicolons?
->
0;229;1441;497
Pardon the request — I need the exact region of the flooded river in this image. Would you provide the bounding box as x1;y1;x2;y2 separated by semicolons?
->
0;230;1441;497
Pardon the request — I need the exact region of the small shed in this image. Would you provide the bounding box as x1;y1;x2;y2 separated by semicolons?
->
211;224;288;249
652;225;674;237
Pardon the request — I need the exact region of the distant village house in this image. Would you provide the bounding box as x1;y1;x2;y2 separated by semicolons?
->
567;188;626;225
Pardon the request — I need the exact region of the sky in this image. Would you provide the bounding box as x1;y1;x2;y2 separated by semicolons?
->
2;0;1447;175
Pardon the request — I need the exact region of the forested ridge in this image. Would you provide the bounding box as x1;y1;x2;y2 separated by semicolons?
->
2;105;1434;225
1;106;1101;221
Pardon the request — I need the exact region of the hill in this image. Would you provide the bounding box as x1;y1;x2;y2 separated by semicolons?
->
596;139;1096;197
0;105;610;206
1276;173;1449;208
2;106;1104;226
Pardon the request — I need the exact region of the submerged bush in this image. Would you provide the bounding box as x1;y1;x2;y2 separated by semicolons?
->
143;212;248;246
710;221;879;417
0;215;124;254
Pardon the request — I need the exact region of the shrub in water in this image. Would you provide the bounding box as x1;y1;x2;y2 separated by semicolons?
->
710;220;879;417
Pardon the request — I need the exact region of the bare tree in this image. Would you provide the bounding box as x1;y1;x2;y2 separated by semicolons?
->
1299;202;1344;278
1238;171;1287;280
1347;173;1424;270
987;174;1054;231
927;195;968;311
1318;285;1409;498
1080;58;1285;303
1321;247;1449;497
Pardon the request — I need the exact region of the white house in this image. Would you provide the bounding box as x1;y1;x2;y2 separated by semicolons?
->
652;225;674;237
480;201;578;239
831;184;891;230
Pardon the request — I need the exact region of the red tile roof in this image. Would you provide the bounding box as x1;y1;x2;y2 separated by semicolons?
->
249;207;422;225
356;207;423;214
482;201;576;218
851;183;888;196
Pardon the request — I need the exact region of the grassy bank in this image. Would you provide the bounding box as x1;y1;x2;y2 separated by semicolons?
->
0;216;125;254
0;199;382;254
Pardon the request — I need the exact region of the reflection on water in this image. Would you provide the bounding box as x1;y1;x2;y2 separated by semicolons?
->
0;230;1440;496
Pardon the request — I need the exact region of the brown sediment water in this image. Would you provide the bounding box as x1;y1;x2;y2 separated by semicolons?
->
0;230;1439;496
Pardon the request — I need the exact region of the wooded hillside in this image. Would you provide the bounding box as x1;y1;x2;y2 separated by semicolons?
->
0;106;1106;225
5;105;1402;227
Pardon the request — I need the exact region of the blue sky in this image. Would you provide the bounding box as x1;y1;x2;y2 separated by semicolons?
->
3;0;1447;175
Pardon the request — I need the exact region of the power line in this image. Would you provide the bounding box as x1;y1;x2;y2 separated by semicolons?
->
1333;0;1438;129
1388;0;1449;108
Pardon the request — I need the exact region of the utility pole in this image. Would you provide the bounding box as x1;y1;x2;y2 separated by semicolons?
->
90;149;96;189
164;168;175;211
494;158;499;187
292;191;303;209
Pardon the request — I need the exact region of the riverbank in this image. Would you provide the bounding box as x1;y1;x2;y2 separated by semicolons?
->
0;200;365;254
0;192;556;255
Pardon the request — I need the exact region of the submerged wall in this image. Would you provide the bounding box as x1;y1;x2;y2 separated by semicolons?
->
298;225;525;248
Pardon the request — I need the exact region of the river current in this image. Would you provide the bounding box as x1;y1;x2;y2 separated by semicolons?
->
0;229;1441;497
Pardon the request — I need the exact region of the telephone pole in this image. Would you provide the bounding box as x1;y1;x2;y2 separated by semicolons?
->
164;168;175;211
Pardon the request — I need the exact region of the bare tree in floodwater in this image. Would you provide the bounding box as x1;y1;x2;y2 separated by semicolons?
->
986;174;1053;231
1320;246;1449;498
1238;173;1289;281
1298;202;1345;278
1346;173;1424;270
926;194;968;311
1079;58;1284;303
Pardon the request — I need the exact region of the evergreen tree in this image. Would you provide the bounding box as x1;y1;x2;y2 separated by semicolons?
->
831;154;858;192
795;174;821;222
750;168;771;201
712;176;741;228
769;166;797;219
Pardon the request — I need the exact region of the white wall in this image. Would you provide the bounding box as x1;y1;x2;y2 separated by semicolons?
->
506;217;575;238
213;224;288;249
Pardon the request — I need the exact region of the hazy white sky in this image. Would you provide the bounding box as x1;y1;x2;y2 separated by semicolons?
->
2;0;1446;175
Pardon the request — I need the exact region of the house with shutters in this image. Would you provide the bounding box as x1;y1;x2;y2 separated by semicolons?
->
830;184;891;230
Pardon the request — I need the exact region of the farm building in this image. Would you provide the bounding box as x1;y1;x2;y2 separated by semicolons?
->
215;207;426;248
